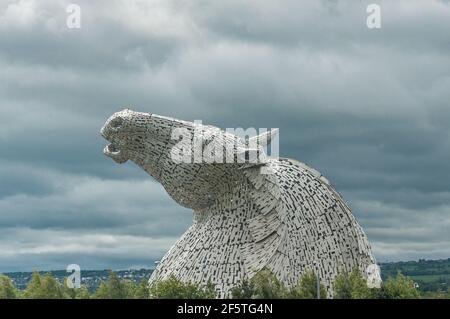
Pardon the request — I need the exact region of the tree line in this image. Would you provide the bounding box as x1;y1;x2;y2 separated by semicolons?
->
0;268;448;299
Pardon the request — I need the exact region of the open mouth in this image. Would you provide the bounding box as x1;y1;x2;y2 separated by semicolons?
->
105;143;121;155
103;143;128;164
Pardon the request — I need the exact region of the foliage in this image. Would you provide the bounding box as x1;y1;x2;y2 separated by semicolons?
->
60;278;91;299
0;267;434;299
149;275;216;299
92;270;136;299
74;286;91;299
375;272;421;299
22;272;68;299
230;279;255;299
249;269;288;299
380;258;450;292
232;269;325;299
288;271;327;299
133;279;150;299
333;268;373;299
0;275;18;299
380;258;450;278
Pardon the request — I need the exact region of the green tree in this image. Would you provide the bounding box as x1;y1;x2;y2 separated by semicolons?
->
333;268;373;299
333;272;352;299
288;271;326;299
249;269;287;299
0;275;18;299
41;273;65;298
60;278;91;299
92;281;110;299
23;272;42;298
133;279;150;299
149;275;216;299
231;279;255;299
108;271;129;299
124;280;139;298
377;272;420;299
23;272;65;299
92;271;137;299
75;286;91;299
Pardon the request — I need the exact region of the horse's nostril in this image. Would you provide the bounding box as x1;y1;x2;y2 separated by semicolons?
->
110;116;123;129
108;143;120;153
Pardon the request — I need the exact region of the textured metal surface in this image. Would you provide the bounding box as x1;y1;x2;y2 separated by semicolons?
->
101;109;376;298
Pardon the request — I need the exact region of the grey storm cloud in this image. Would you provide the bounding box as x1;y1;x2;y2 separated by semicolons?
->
0;0;449;272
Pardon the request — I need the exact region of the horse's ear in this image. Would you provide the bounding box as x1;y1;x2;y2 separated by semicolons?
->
236;147;267;166
248;128;279;147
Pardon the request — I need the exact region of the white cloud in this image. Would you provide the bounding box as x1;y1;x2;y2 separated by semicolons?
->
0;228;176;256
0;0;38;27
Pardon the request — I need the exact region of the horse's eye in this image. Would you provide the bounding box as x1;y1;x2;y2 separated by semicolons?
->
110;117;123;129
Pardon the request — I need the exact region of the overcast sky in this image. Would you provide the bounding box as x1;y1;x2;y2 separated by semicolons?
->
0;0;449;272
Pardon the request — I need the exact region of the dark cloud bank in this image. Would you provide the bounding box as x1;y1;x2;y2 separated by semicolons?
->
0;0;449;272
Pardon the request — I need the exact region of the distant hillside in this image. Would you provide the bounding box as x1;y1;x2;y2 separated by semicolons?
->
379;258;450;292
3;258;450;293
